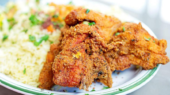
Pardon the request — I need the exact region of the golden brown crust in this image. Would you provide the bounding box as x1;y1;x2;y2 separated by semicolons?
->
39;7;169;90
107;22;169;69
65;7;121;42
38;44;60;89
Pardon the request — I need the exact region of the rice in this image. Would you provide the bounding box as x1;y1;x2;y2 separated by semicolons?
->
0;1;61;87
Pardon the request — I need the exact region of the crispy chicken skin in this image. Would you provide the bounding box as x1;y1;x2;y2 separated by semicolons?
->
52;24;113;90
106;22;169;69
52;34;91;88
65;7;121;42
39;7;169;90
38;44;60;89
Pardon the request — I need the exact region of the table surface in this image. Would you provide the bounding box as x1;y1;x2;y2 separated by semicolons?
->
0;0;170;95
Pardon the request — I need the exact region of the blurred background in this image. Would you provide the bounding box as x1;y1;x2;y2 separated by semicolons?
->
0;0;170;95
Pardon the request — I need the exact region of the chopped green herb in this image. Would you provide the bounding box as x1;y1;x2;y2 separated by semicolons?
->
59;23;64;28
23;29;28;33
23;68;26;74
50;41;54;44
91;89;95;92
34;41;41;46
37;85;39;87
41;35;49;41
50;93;54;95
33;35;49;46
52;22;64;28
85;94;89;95
29;35;36;42
2;35;8;42
12;41;16;44
145;37;151;41
7;18;16;30
86;9;90;14
7;18;15;22
68;1;73;5
46;14;49;17
29;15;41;26
88;22;95;26
9;25;13;30
17;58;20;61
123;27;125;32
52;22;57;26
115;32;120;36
52;14;59;18
29;35;49;46
36;0;40;4
103;86;110;89
119;88;123;91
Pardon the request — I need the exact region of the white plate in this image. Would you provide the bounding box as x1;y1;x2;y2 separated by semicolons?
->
0;0;160;95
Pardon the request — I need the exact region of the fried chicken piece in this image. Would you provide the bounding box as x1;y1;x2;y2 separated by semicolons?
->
106;22;169;70
52;8;169;90
52;23;114;90
90;53;113;87
39;7;169;91
52;32;95;90
38;44;60;89
65;7;121;42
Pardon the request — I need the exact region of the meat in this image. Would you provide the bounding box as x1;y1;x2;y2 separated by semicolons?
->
52;34;93;89
65;7;121;42
39;44;60;89
106;22;169;70
39;7;169;91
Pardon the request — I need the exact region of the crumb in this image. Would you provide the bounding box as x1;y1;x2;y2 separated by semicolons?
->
117;71;120;75
62;89;67;92
51;88;54;91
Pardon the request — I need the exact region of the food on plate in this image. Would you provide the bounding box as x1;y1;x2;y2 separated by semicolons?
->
0;0;169;92
38;7;169;90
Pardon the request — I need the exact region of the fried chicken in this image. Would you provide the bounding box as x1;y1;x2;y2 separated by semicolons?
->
38;44;60;89
105;22;169;70
52;24;113;90
65;7;121;42
52;34;92;89
39;7;169;91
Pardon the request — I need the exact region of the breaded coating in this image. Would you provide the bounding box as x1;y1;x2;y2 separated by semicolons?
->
107;22;169;69
38;44;60;89
65;7;121;42
52;34;94;90
39;7;169;90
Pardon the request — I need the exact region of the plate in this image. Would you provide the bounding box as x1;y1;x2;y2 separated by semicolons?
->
0;0;160;95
